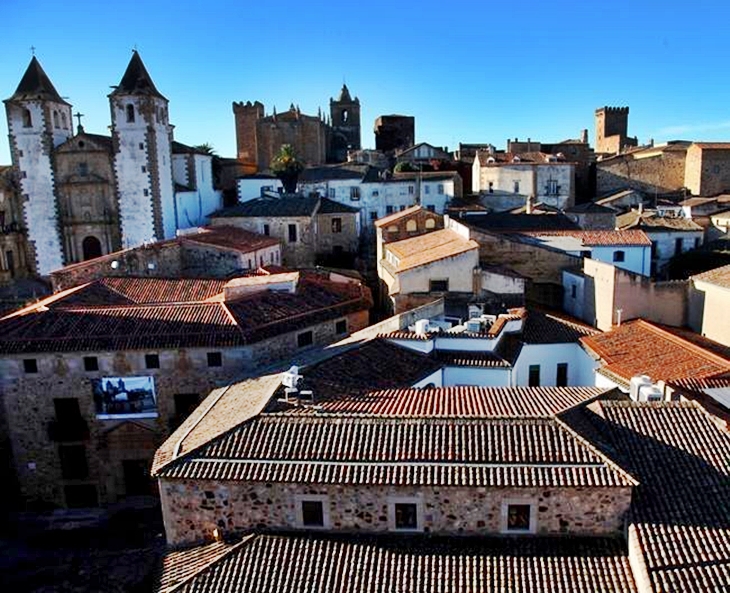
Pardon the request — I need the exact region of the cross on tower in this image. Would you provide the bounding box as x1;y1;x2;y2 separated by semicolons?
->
74;112;84;128
30;46;36;56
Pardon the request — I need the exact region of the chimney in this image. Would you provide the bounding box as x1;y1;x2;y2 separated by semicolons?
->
580;129;588;144
526;194;534;214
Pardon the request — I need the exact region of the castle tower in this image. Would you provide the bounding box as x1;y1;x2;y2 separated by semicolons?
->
595;106;636;155
329;84;361;162
4;57;72;274
109;51;176;247
232;100;264;172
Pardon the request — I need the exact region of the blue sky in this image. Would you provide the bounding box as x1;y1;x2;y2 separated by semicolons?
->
2;0;730;164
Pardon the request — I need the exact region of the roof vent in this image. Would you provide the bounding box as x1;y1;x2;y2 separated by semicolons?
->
414;319;430;335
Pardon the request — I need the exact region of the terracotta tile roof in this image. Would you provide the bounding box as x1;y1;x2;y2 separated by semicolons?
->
157;412;635;487
0;275;372;354
157;532;637;593
289;386;610;418
522;309;600;344
181;226;280;252
580;320;730;384
433;349;511;367
156;539;246;593
152;374;281;475
616;211;703;232
464;212;580;232
691;142;730;150
211;195;358;218
691;263;730;289
281;339;441;400
384;229;478;272
596;401;730;592
520;229;652;247
372;205;423;227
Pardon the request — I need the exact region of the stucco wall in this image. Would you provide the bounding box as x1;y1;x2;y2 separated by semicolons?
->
512;343;597;387
690;281;730;347
159;478;632;546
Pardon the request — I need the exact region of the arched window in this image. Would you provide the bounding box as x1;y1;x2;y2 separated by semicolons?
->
82;236;103;260
53;111;59;128
126;104;135;123
61;112;68;129
22;109;32;128
406;220;417;232
342;110;348;123
425;218;436;229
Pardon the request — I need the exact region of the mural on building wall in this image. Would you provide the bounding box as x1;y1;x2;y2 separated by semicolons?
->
92;376;157;417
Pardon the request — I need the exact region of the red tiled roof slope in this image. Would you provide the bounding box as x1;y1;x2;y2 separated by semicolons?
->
160;533;637;593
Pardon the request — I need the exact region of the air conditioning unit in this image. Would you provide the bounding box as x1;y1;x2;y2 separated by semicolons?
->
414;319;430;335
629;375;652;402
466;319;482;333
282;365;302;389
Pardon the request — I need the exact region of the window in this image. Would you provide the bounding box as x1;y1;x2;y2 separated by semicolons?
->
424;185;430;194
425;218;435;229
386;206;394;214
296;495;329;528
408;185;414;195
406;220;417;232
145;354;160;369
83;356;99;372
513;181;520;193
556;363;568;387
429;279;449;292
263;224;270;236
571;284;577;299
54;398;82;423
143;189;149;197
613;250;625;262
23;359;38;374
174;393;199;420
502;502;535;533
369;211;378;221
387;225;398;233
388;497;423;531
22;108;32;128
488;181;494;194
139;142;144;150
141;166;147;173
126;104;135;123
399;205;406;211
297;330;313;348
78;162;89;177
694;237;701;248
59;444;88;479
335;319;347;334
350;186;360;200
53;111;59;128
437;184;444;195
546;179;559;195
675;238;683;256
426;204;435;212
372;190;379;197
288;224;297;243
61;112;67;128
528;365;540;387
328;188;336;199
207;352;222;367
332;217;342;233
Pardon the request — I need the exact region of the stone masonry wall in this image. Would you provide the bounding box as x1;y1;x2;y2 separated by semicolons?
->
159;478;632;546
596;150;687;196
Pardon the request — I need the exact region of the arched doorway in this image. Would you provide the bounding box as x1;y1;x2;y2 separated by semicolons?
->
82;236;103;260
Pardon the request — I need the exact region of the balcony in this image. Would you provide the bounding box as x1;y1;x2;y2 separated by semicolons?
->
48;418;90;442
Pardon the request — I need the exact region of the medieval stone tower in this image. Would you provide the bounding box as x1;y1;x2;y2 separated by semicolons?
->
4;57;72;274
329;84;361;162
109;51;176;247
595;106;637;155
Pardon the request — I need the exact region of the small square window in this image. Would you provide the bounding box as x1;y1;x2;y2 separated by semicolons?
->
23;358;38;374
207;352;222;367
369;211;378;220
332;217;342;233
386;206;394;214
426;205;435;212
350;186;360;200
613;250;625;262
141;166;147;173
556;362;568;387
139;143;144;150
288;224;297;243
424;185;430;194
143;189;149;197
263;224;270;236
297;331;313;348
83;356;98;372
507;504;532;531
335;319;347;334
394;503;418;530
145;354;160;369
408;185;414;195
438;184;444;195
571;284;577;299
430;279;449;292
301;500;324;526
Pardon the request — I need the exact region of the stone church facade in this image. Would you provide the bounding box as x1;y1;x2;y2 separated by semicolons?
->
233;85;361;172
4;53;221;276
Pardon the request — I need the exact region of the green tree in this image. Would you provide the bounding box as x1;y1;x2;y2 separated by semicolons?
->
271;144;305;193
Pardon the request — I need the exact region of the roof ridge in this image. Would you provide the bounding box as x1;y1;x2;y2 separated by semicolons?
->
636;320;730;368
